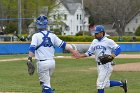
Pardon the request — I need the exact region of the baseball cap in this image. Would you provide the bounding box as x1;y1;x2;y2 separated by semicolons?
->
94;25;105;34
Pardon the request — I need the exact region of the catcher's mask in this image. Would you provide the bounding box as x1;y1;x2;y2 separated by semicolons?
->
36;15;48;30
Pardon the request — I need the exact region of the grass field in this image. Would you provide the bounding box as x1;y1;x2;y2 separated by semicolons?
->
0;54;140;93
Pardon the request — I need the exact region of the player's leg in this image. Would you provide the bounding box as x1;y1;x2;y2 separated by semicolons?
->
110;80;127;93
110;80;122;87
96;63;113;93
37;60;55;93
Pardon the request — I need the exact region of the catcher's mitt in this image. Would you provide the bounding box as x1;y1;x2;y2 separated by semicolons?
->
27;57;35;76
98;54;114;64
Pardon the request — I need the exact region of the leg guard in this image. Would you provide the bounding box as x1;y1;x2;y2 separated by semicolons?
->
42;86;53;93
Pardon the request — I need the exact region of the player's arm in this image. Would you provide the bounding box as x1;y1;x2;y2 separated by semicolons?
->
79;53;88;58
65;44;80;58
28;34;37;61
112;46;121;58
109;39;121;58
80;42;94;58
75;47;94;59
54;35;80;58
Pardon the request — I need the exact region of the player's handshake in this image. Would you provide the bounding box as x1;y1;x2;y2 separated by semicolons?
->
71;50;81;59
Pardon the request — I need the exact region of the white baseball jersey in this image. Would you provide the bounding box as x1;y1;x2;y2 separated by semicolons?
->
30;31;65;60
85;36;120;89
30;30;66;88
85;37;119;62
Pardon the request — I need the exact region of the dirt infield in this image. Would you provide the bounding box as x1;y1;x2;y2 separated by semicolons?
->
113;62;140;71
0;54;140;71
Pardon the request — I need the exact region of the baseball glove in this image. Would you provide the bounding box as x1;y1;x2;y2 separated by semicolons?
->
98;54;114;64
27;57;35;76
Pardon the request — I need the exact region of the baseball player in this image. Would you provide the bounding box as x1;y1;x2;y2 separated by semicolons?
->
27;15;79;93
76;25;128;93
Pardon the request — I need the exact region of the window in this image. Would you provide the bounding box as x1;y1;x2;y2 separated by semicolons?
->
133;27;135;31
127;28;129;31
64;14;67;20
77;14;79;20
80;26;82;31
53;15;56;20
80;15;82;20
77;26;79;31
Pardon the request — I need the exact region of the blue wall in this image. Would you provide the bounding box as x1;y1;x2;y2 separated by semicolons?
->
119;43;140;52
0;43;30;54
0;42;140;54
0;43;63;54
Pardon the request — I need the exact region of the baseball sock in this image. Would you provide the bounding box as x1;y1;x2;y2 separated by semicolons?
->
98;89;104;93
42;86;53;93
110;80;122;87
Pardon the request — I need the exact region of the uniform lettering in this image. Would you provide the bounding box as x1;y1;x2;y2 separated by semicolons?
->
43;37;53;47
94;45;106;50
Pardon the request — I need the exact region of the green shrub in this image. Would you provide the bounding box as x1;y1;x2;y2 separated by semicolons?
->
135;26;140;36
58;36;140;42
58;36;93;42
75;31;83;36
75;31;90;36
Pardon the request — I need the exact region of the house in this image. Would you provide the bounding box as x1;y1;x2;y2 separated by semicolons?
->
125;10;140;35
49;0;89;35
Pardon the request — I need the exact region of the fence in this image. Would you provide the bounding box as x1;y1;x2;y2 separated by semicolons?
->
0;42;140;54
0;35;14;42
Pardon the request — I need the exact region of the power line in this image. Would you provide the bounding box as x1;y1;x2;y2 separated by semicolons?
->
0;18;34;21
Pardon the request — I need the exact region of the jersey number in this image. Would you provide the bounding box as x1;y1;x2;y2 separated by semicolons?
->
43;37;53;47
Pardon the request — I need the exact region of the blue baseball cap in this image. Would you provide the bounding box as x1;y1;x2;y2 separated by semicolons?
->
94;25;105;34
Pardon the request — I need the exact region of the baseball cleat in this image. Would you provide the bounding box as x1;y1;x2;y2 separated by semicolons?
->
52;88;55;91
120;80;128;93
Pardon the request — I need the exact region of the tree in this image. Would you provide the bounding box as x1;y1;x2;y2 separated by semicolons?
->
84;0;140;36
0;0;57;34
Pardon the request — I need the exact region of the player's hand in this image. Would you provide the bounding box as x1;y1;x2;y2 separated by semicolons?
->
72;50;81;59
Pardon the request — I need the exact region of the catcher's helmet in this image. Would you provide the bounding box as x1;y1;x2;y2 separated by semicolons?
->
94;25;105;34
36;15;48;29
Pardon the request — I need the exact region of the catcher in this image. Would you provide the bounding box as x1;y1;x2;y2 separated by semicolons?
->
27;15;80;93
75;25;127;93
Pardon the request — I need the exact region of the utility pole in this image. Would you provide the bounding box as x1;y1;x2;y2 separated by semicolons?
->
82;0;85;36
18;0;22;35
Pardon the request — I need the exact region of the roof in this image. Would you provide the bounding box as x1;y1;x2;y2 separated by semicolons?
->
127;10;140;24
60;0;82;15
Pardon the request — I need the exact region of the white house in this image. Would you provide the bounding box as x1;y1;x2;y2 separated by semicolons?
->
125;10;140;35
49;0;89;35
